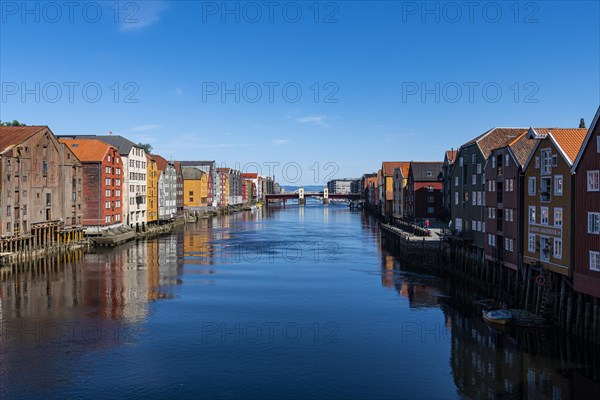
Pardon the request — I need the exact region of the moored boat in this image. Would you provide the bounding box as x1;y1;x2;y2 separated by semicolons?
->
482;309;512;325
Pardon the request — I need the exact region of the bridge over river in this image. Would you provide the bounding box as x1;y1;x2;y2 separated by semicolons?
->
264;188;360;206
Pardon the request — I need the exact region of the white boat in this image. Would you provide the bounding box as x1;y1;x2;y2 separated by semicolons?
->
482;309;512;325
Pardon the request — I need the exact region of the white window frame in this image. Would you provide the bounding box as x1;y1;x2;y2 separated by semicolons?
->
540;236;551;262
492;157;496;168
477;163;482;174
472;154;476;164
535;157;540;169
554;175;563;196
553;238;562;259
588;212;600;234
472;174;477;185
454;176;458;187
528;177;536;196
472;191;476;206
528;234;536;252
472;220;477;231
454;191;459;205
588;170;600;192
591;251;600;272
477;221;481;232
554;208;562;227
540;206;549;225
528;206;536;224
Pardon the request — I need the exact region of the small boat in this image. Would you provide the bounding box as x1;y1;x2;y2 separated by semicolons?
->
482;309;512;325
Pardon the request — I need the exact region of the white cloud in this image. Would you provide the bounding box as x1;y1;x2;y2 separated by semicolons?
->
272;139;290;145
119;1;168;31
131;124;161;132
295;115;331;127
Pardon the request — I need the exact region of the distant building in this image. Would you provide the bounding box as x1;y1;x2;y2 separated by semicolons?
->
146;155;158;224
392;164;410;219
182;166;209;208
58;138;123;232
179;161;216;207
442;150;457;221
153;155;178;222
406;161;443;219
327;178;359;194
380;162;409;219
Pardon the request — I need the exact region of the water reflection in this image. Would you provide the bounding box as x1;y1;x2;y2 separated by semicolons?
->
367;211;600;400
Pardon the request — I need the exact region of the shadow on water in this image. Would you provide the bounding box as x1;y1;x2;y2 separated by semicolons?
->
362;212;600;399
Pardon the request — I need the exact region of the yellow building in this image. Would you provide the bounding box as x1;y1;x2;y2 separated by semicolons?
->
146;155;158;223
182;167;208;207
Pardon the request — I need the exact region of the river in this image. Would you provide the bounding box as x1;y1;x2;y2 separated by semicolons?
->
1;202;599;399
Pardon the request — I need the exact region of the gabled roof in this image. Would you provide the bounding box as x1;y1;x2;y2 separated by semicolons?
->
572;106;600;172
58;138;115;162
181;166;206;180
445;150;457;164
0;126;47;154
464;128;528;159
151;154;170;173
409;162;443;181
508;132;537;167
381;161;410;177
524;128;588;169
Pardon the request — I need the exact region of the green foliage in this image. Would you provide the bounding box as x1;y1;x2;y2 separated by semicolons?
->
138;142;153;154
579;118;586;129
0;120;27;126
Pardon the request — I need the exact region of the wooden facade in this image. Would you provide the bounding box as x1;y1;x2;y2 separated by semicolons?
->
522;128;587;276
406;161;443;219
0;126;84;253
572;107;600;297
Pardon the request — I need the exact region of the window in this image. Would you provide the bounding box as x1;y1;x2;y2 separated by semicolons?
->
554;239;562;259
46;193;51;206
597;136;600;153
554;175;563;195
108;155;111;162
116;214;121;221
589;212;600;234
540;177;551;202
505;210;510;221
472;154;476;163
105;216;111;223
505;154;509;166
554;208;563;227
105;166;111;174
459;157;464;167
23;205;27;216
588;171;600;191
116;201;121;208
591;251;600;272
505;238;510;250
116;168;121;175
105;189;111;197
426;171;432;177
472;174;477;185
6;206;10;217
427;207;434;214
454;192;458;205
472;191;476;205
427;186;434;192
454;177;458;186
455;218;462;231
529;206;536;224
472;220;477;231
477;164;482;174
482;222;485;232
105;178;111;186
508;179;513;192
509;239;514;252
492;157;496;168
540;207;549;225
535;157;540;169
541;237;551;262
105;201;111;209
116;189;121;197
427;195;434;203
528;177;536;195
477;221;481;231
541;149;552;175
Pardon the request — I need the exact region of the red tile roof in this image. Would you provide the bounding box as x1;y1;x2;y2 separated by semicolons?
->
0;126;47;154
57;138;114;162
381;161;410;177
445;150;457;164
549;128;588;164
242;173;258;179
151;154;169;172
465;128;528;158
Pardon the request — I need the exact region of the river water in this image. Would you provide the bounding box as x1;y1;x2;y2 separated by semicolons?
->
1;203;599;399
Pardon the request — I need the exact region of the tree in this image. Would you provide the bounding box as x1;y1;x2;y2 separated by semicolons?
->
137;143;153;154
579;118;586;129
0;120;27;126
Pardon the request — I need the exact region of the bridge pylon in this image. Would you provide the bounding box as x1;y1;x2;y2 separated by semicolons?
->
323;187;329;205
298;188;305;206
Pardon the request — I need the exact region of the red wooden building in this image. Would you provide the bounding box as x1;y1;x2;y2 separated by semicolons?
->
59;139;123;230
572;106;600;298
406;162;444;219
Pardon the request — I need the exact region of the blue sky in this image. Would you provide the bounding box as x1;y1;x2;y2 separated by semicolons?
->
1;1;599;185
